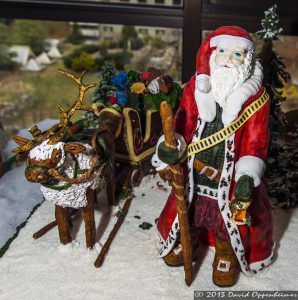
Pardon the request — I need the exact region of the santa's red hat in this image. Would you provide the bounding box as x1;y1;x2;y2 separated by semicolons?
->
194;26;261;125
196;26;254;78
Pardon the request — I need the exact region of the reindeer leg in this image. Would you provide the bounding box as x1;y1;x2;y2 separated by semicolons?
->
82;188;96;249
55;205;72;245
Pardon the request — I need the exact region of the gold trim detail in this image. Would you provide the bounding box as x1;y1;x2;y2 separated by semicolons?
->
115;147;156;164
144;109;159;143
121;108;157;163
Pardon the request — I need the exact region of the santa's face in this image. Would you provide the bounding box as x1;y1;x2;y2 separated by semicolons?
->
210;45;253;108
215;45;247;66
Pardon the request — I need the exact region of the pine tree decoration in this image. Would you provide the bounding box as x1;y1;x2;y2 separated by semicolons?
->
256;4;282;41
257;5;296;208
85;61;117;128
265;133;298;208
93;61;117;104
257;4;291;126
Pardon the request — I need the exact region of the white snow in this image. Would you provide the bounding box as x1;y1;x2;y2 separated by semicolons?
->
0;170;298;299
0;164;43;248
28;139;65;161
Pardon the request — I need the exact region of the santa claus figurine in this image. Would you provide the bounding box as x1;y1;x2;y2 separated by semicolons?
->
152;26;274;287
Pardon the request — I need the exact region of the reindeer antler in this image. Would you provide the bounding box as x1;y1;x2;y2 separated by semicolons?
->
56;69;98;125
12;69;99;152
47;69;99;144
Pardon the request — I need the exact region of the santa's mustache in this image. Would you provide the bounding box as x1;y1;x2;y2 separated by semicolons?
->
214;61;239;70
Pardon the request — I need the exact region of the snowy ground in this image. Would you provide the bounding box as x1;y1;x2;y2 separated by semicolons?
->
0;164;43;249
0;166;298;299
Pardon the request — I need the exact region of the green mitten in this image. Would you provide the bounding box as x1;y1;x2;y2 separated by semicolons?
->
234;175;254;202
157;142;179;165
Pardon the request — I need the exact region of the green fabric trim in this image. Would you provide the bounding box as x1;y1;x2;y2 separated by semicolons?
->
195;104;225;189
41;154;78;191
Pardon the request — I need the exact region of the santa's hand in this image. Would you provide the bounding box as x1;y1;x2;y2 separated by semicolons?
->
234;175;254;202
157;142;179;165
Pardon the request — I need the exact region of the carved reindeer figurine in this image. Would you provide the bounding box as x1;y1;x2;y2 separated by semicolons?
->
12;70;115;249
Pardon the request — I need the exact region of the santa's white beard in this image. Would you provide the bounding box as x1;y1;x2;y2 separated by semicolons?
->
210;51;252;108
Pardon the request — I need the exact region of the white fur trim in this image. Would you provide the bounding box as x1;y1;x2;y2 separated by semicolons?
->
249;243;275;274
195;85;216;122
158;215;179;257
196;184;218;200
196;73;211;92
217;135;255;276
210;34;255;51
235;155;266;187
221;60;263;125
151;133;186;172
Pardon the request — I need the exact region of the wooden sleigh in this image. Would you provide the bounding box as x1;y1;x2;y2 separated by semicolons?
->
98;106;163;187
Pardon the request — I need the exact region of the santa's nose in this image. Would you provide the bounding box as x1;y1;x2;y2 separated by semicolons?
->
222;53;233;62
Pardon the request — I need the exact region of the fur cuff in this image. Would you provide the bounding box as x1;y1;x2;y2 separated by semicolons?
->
235;155;266;187
151;133;186;171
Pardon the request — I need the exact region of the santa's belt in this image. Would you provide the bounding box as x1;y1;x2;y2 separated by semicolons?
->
194;159;221;183
181;90;269;162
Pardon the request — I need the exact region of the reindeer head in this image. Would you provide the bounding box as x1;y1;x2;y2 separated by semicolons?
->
25;140;86;183
12;69;98;184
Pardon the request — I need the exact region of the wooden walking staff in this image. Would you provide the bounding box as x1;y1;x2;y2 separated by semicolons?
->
160;101;193;286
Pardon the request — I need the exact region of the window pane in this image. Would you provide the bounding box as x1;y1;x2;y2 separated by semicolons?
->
0;19;182;158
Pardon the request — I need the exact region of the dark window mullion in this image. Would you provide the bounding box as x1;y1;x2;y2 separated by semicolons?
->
182;0;202;83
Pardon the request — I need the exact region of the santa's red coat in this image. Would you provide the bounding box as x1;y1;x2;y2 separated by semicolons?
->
156;76;274;276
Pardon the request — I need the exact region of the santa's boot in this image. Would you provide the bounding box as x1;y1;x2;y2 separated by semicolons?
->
163;229;200;267
212;237;240;287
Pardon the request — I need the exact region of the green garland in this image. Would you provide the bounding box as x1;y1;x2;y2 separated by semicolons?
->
41;154;78;191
